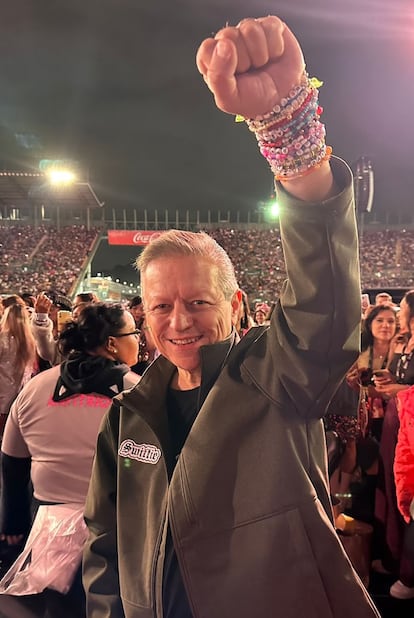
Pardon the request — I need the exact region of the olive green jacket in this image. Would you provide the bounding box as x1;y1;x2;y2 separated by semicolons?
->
83;158;380;617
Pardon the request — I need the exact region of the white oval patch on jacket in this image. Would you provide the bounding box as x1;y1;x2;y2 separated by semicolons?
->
118;439;161;464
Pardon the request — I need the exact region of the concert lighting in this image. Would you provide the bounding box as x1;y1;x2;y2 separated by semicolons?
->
47;169;76;185
268;199;279;219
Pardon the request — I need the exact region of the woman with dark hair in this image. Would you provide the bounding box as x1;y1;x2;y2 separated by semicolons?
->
0;303;140;616
357;303;398;437
128;295;144;329
253;302;271;326
372;290;414;597
327;304;397;509
72;291;99;310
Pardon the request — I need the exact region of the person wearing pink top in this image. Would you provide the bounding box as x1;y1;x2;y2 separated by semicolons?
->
393;387;414;599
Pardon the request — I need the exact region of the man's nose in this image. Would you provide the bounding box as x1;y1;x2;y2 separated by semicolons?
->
170;304;192;331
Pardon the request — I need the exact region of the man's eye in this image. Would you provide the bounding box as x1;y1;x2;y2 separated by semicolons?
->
191;300;207;306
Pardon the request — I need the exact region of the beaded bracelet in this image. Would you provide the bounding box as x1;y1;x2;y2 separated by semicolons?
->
242;73;331;181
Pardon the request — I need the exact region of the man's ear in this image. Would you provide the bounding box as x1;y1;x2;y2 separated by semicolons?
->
231;289;243;326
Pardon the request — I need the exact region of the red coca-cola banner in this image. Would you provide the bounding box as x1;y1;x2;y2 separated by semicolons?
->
107;230;164;246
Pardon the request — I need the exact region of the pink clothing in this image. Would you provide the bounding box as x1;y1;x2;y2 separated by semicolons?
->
394;387;414;523
2;365;139;504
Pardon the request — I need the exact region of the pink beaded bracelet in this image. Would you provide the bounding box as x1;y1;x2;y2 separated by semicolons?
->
243;73;330;181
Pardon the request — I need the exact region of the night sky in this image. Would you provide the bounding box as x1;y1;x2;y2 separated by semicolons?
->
1;0;414;225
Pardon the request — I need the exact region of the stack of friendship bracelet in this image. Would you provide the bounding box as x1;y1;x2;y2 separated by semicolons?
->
245;72;332;182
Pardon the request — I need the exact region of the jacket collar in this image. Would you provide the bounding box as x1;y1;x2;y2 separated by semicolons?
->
118;330;239;436
198;329;239;408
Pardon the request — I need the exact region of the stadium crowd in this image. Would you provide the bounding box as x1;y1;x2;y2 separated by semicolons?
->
209;227;414;303
2;224;414;304
0;225;99;296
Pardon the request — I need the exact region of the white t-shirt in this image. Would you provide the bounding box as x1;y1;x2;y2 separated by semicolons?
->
2;365;139;504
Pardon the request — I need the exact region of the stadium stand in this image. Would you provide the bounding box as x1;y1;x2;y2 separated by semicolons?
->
0;225;100;296
1;223;414;303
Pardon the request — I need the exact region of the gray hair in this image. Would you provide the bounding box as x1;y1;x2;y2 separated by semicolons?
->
136;230;238;300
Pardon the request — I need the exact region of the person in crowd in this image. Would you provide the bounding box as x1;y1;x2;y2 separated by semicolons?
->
328;305;397;521
1;295;26;310
30;291;60;367
253;302;271;326
73;291;99;309
0;294;26;323
236;289;255;337
128;295;145;329
372;290;414;597
72;301;91;321
128;296;159;375
0;303;37;440
0;303;140;616
375;292;393;306
19;292;36;318
130;318;159;376
393;386;414;599
30;291;74;367
82;16;379;618
361;293;371;319
356;304;398;442
19;292;36;305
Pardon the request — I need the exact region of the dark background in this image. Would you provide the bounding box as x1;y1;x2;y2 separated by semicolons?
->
1;0;413;218
1;0;413;285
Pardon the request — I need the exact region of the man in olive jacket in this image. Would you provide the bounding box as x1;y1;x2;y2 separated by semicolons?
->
83;15;380;618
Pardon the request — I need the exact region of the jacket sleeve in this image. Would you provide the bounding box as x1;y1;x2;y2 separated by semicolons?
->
394;408;414;523
31;317;60;365
272;156;361;418
83;405;125;618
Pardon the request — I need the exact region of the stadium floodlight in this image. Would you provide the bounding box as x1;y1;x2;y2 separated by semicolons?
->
40;159;79;186
268;199;279;219
257;196;280;223
47;169;77;185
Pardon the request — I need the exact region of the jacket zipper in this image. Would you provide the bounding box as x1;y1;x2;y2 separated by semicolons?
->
151;506;167;618
178;456;196;525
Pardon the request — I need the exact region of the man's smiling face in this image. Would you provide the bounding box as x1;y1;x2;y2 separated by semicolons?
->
142;255;240;388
